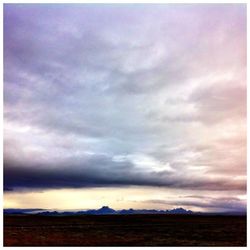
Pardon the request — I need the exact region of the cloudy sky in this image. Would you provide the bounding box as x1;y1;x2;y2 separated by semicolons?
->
4;4;246;212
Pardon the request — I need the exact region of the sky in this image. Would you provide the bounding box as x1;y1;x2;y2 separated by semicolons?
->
4;4;246;213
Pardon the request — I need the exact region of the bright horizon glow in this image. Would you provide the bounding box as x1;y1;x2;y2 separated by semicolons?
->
4;186;247;213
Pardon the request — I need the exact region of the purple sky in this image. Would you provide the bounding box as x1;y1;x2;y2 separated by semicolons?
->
4;4;246;212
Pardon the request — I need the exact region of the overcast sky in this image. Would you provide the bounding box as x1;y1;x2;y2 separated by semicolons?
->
4;4;246;212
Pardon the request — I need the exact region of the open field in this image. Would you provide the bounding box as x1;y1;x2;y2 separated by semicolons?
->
4;214;246;246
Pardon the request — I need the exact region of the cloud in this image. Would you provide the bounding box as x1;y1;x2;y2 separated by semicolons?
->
4;3;246;207
146;195;246;212
4;153;246;191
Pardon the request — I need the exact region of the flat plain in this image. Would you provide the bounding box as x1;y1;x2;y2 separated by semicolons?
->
4;214;246;246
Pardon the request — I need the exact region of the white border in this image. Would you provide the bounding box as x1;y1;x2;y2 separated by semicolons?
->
1;1;248;249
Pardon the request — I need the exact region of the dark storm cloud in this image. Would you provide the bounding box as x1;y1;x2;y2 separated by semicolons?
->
4;156;246;191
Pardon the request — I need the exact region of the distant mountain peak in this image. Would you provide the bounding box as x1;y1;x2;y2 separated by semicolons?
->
100;206;111;209
96;206;116;214
172;207;186;211
167;207;193;214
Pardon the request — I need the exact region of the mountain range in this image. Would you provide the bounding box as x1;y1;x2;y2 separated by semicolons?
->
4;206;245;216
4;206;194;215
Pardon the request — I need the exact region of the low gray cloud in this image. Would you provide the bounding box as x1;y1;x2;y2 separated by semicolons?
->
4;152;246;192
147;196;246;213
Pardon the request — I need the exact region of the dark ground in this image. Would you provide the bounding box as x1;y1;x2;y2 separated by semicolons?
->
4;214;246;246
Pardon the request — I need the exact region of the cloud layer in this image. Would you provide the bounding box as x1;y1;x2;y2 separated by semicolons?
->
4;4;246;211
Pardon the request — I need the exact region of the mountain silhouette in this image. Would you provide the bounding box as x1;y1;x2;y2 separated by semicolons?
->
4;206;195;215
166;207;193;214
86;206;116;215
